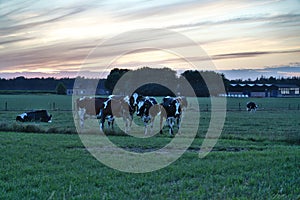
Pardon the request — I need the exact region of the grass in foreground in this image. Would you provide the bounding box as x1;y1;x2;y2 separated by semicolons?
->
0;132;299;199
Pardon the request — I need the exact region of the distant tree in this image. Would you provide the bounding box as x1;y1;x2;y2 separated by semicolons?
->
105;68;130;92
268;76;276;83
181;70;209;96
56;82;66;95
181;70;226;96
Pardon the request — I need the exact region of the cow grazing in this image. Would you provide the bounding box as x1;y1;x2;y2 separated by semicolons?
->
16;110;52;123
99;95;136;133
76;96;109;128
136;96;160;135
159;96;185;136
246;101;258;112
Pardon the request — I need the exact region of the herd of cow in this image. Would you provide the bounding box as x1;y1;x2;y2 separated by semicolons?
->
76;93;188;135
14;94;258;136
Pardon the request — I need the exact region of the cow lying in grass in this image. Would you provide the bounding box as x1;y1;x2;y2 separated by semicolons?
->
16;110;52;123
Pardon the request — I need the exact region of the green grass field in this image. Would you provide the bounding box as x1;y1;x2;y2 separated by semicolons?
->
0;133;299;199
0;94;299;199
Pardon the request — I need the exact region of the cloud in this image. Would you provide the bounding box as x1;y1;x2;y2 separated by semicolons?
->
212;49;300;60
0;7;90;36
166;13;300;30
0;37;35;45
109;0;206;20
1;0;299;80
218;64;300;80
0;70;109;79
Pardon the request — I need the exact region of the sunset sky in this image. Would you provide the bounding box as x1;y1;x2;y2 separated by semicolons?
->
1;0;300;80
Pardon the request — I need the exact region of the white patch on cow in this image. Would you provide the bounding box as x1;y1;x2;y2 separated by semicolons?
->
79;96;86;101
123;96;130;104
107;115;114;122
19;113;27;119
132;93;138;105
137;101;144;115
175;101;180;115
103;99;110;109
97;109;102;118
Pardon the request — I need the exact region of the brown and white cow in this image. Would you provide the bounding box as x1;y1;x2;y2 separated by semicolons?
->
76;96;109;128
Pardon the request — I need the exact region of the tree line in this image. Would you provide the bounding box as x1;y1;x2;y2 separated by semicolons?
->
0;76;73;94
229;75;300;85
105;67;227;97
1;68;299;96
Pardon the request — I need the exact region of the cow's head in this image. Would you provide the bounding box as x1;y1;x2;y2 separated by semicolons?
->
177;96;187;109
130;93;139;106
121;96;135;116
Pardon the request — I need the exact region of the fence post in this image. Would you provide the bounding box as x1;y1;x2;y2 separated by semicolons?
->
238;103;241;111
53;102;56;110
206;104;209;112
5;102;7;111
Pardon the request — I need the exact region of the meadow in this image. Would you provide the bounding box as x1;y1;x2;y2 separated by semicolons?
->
0;94;299;199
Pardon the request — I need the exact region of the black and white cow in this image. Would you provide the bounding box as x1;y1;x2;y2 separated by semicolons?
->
159;96;185;135
16;110;52;122
130;93;143;111
136;96;161;135
246;101;258;112
99;94;137;133
76;96;109;128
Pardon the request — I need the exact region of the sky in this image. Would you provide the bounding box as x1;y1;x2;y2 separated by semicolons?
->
0;0;300;80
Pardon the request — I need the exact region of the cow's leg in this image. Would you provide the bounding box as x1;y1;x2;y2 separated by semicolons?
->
167;117;174;136
177;117;181;134
159;115;164;134
128;115;133;132
123;116;129;134
144;123;148;135
107;116;114;130
78;108;86;129
100;116;105;132
150;117;155;135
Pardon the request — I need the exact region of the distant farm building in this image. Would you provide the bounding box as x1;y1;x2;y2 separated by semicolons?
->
228;84;300;97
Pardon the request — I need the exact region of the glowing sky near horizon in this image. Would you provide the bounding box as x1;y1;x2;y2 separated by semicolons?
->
0;0;300;79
